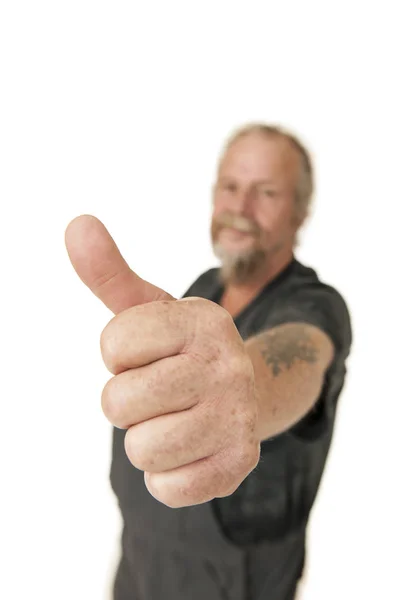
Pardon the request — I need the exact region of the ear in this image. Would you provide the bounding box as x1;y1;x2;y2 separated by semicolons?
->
290;211;304;230
292;198;310;228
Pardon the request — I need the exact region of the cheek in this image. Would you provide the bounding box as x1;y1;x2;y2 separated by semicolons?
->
212;195;230;217
255;204;295;240
212;205;224;220
253;205;276;232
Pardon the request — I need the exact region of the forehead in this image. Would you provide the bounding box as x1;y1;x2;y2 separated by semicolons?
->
218;133;299;184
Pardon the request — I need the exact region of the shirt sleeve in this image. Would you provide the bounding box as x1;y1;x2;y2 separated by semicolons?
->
264;282;352;360
262;282;352;440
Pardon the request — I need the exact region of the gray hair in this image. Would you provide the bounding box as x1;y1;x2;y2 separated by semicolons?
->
219;123;314;222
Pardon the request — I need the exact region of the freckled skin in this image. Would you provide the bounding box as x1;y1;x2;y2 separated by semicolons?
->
65;216;260;508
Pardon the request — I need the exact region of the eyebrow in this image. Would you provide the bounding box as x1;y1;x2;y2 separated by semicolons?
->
217;176;277;186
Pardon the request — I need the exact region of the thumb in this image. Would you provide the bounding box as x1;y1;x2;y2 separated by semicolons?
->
65;215;174;315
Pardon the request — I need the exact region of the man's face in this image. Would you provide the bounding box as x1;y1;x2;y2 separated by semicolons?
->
211;133;301;284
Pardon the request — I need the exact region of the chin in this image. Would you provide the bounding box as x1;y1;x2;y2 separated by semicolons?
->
213;243;267;285
213;241;252;262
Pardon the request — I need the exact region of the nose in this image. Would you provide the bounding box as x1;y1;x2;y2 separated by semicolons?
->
230;188;254;216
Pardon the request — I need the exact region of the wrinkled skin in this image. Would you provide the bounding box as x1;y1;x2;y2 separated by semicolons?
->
65;215;260;508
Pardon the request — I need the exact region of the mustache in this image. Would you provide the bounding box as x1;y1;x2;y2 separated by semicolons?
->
214;213;259;234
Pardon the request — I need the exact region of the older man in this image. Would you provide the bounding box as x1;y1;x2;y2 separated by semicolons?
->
65;123;352;600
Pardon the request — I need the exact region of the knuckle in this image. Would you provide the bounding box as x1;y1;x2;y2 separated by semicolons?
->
249;443;261;470
156;473;210;508
188;296;212;310
145;476;180;508
190;298;234;332
218;481;240;498
178;478;201;502
236;442;260;474
236;353;255;382
180;296;210;319
101;378;122;426
214;460;243;498
124;432;152;472
216;306;235;333
161;491;184;509
231;355;251;379
221;355;254;394
216;469;241;497
100;323;118;371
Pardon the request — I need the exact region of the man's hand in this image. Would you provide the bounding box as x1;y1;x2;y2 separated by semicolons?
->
65;215;260;508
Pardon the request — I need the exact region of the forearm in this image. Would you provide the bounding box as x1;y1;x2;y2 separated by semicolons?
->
245;322;334;441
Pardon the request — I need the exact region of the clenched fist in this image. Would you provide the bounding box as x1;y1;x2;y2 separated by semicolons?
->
65;215;260;508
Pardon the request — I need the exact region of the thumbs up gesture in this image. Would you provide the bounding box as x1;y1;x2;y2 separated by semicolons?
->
65;215;260;508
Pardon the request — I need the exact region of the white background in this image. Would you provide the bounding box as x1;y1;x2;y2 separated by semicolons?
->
1;2;399;599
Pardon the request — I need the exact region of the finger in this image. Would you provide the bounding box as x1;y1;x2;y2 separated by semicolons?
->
100;297;221;374
124;405;227;473
144;452;250;508
101;354;200;428
65;214;174;315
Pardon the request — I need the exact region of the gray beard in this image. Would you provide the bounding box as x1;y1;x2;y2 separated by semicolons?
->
213;243;267;285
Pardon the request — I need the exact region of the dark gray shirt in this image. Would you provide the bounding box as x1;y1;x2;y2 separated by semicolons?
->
182;259;352;545
111;258;352;600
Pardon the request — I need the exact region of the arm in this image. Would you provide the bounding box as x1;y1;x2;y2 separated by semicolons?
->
245;322;335;442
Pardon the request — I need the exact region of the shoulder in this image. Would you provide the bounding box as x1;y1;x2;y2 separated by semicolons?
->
181;267;221;299
285;260;350;315
267;259;352;356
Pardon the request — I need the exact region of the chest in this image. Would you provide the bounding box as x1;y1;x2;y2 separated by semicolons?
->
220;290;258;319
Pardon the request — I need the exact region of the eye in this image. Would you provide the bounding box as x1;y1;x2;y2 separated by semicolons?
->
260;189;277;198
220;182;237;193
